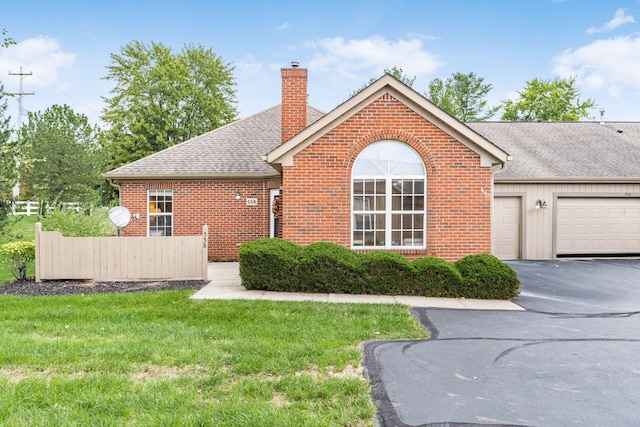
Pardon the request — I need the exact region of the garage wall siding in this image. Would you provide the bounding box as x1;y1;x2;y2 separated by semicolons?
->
495;182;640;259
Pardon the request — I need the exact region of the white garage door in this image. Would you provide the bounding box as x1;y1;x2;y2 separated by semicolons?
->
556;198;640;256
493;197;521;259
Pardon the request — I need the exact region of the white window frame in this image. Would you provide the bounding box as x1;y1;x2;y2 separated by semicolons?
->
148;189;173;236
351;140;426;249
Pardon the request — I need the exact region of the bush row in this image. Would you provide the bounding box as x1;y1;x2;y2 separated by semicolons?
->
239;239;520;300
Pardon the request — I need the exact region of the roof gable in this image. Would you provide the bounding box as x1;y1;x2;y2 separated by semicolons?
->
266;74;509;167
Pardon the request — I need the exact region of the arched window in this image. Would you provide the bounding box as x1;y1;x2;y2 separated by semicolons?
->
352;140;426;248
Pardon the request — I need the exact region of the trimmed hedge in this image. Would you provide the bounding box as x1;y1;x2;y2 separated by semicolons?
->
413;256;464;298
238;238;301;291
297;242;363;293
239;240;521;300
454;254;520;299
361;251;414;295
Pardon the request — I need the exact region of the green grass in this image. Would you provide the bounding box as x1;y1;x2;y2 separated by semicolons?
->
0;291;427;426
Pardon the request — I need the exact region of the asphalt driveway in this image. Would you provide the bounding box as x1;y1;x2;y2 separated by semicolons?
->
363;259;640;426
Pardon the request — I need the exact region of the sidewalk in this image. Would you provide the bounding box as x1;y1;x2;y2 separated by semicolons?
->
191;263;524;310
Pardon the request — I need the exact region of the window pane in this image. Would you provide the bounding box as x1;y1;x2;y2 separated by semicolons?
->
392;179;401;194
353;180;363;194
392;231;401;246
414;196;424;210
375;231;385;246
402;196;413;210
375;196;385;210
365;179;375;193
392;195;402;210
415;214;424;230
376;180;385;193
402;214;413;229
415;180;424;193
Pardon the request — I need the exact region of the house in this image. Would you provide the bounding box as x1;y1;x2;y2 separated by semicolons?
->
103;63;640;261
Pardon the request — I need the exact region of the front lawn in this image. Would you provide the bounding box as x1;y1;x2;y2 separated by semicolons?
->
0;291;426;426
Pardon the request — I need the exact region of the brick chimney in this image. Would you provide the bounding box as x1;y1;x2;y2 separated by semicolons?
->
281;61;308;143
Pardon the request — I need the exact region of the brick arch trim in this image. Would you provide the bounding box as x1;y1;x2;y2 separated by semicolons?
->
342;129;436;180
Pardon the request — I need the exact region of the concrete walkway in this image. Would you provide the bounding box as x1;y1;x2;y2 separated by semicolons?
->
191;263;523;310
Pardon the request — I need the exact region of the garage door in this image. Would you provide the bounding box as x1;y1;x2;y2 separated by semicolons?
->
493;197;521;259
556;198;640;256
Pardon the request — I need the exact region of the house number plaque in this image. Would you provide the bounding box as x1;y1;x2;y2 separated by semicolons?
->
246;198;258;206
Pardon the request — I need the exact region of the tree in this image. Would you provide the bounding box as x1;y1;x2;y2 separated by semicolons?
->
0;85;16;221
1;28;15;48
426;72;499;121
0;29;16;221
17;105;105;210
101;41;238;170
350;66;416;97
500;77;596;122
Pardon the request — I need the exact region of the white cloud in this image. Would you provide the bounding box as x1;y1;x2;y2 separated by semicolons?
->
235;55;263;76
277;22;291;32
305;35;442;81
553;34;640;96
586;8;635;34
0;36;76;88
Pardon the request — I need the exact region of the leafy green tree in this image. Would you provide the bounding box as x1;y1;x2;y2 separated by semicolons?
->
426;72;499;121
500;76;596;121
0;85;16;198
0;29;16;221
1;28;15;48
350;66;416;97
17;105;105;211
101;41;237;170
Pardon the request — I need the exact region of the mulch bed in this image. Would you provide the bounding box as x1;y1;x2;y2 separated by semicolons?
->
0;279;209;297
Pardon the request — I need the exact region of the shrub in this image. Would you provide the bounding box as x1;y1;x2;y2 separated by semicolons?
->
413;256;463;297
0;241;36;280
41;209;115;237
454;254;520;299
361;251;414;295
297;242;363;293
239;238;301;291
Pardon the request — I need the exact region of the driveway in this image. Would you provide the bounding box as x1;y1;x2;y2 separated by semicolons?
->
363;259;640;426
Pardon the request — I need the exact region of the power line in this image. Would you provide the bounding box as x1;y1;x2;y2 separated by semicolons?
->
8;66;35;130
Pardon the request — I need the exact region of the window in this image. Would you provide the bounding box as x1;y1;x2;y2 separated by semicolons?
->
352;141;425;248
148;190;173;236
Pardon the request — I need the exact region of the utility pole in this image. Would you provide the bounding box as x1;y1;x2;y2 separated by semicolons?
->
8;66;35;130
7;67;34;200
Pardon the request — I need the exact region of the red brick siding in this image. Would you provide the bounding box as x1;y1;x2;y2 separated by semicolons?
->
281;67;308;142
280;93;492;262
119;179;280;261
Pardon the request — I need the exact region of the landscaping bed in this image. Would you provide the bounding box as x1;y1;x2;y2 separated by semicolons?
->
0;278;208;296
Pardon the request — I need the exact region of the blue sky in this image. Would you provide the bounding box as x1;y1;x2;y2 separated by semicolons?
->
2;0;640;128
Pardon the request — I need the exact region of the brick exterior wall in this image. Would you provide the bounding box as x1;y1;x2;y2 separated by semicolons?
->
280;93;493;262
281;66;308;142
119;179;280;261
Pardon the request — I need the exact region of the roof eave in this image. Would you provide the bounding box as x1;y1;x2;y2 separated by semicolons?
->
102;172;281;181
495;176;640;184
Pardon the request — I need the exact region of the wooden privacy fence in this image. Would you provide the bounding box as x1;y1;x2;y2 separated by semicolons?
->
35;223;209;282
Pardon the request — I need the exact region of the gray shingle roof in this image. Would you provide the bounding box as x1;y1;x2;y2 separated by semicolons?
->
104;105;325;179
467;122;640;180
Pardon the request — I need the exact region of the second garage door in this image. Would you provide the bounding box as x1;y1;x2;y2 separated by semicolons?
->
556;197;640;256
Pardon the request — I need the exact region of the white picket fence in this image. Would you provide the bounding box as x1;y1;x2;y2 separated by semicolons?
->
11;201;81;216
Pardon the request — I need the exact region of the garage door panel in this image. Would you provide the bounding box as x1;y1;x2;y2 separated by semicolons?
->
493;197;521;259
557;198;640;255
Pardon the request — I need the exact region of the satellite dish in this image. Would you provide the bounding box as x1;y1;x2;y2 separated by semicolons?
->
108;206;131;228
